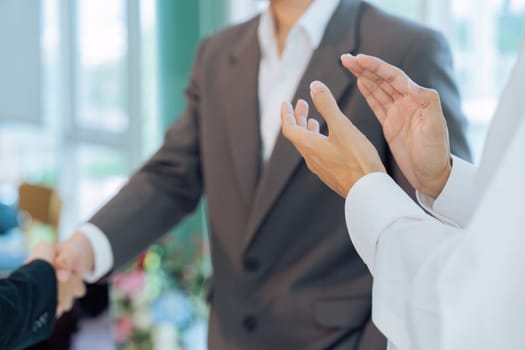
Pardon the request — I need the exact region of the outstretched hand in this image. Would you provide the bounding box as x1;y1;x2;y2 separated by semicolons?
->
281;81;386;197
341;53;451;198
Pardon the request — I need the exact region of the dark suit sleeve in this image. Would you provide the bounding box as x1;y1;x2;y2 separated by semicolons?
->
386;29;472;198
88;39;209;271
0;260;57;350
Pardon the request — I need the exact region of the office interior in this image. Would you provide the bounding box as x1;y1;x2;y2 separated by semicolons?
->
0;0;523;349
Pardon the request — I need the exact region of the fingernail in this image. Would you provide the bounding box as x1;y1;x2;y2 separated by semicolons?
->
310;81;327;95
281;101;293;115
340;53;352;62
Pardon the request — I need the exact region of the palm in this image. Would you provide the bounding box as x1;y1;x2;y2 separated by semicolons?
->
382;93;449;192
343;53;451;196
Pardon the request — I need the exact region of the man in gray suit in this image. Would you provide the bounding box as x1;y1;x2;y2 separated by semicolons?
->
56;0;471;349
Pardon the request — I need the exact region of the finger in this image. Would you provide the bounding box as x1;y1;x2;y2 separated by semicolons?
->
57;269;72;282
281;101;299;140
309;81;346;131
73;279;87;297
26;241;56;264
409;84;441;110
355;54;414;96
358;70;402;100
281;101;296;126
341;53;365;77
59;298;74;314
344;54;399;100
358;76;395;108
56;306;64;318
307;119;320;133
55;242;87;279
294;99;309;128
357;79;387;123
54;247;75;282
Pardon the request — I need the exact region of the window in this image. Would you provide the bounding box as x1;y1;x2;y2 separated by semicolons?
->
366;0;525;161
0;1;42;123
0;0;159;236
76;0;129;133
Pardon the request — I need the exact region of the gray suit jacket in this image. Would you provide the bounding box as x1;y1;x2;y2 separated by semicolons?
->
90;1;471;349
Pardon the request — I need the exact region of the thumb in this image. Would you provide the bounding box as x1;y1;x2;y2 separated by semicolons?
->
309;81;345;133
54;245;76;282
26;241;55;264
409;82;441;110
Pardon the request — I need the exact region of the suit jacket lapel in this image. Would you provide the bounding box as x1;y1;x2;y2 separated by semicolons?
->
243;0;363;250
223;17;263;208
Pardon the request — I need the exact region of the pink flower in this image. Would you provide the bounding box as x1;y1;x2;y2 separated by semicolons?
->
114;316;134;343
113;270;146;297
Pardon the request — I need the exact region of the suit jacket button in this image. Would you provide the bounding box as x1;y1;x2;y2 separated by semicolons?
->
242;315;258;332
243;257;260;272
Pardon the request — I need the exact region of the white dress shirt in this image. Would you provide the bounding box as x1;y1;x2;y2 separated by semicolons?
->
344;37;525;350
258;0;340;161
77;0;341;282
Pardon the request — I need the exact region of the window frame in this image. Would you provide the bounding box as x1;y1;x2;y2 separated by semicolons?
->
58;0;143;170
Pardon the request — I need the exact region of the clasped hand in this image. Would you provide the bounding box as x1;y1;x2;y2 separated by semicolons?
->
26;241;87;318
282;53;452;198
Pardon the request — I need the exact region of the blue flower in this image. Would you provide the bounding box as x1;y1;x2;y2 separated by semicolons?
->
150;290;194;328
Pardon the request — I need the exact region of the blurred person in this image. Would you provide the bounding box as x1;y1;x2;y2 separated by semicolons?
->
281;37;525;349
56;0;471;348
0;242;85;350
0;202;18;235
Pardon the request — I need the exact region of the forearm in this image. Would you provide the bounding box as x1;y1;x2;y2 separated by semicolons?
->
88;170;202;270
0;260;57;349
346;173;462;350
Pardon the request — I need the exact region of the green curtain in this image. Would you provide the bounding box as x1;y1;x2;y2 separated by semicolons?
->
157;0;226;128
155;0;226;264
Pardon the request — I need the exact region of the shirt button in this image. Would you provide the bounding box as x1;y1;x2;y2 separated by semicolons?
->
243;257;260;272
242;315;258;332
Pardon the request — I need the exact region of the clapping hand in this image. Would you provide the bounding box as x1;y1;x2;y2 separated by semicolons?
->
281;81;386;197
341;53;452;198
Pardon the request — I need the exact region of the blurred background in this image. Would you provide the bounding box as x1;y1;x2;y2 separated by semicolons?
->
0;0;523;349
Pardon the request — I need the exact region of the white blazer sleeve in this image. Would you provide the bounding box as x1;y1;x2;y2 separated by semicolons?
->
345;121;525;350
416;156;477;228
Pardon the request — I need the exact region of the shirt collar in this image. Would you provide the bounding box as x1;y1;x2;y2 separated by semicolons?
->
299;0;341;48
258;0;341;57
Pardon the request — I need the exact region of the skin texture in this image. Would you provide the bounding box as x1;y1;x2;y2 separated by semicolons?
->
27;241;86;317
282;54;452;198
54;232;95;282
342;53;452;197
281;81;386;197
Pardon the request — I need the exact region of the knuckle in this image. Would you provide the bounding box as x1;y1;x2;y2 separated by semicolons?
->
427;88;440;101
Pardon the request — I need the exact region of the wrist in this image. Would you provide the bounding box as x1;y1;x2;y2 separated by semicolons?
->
342;167;387;198
26;241;55;265
422;158;452;198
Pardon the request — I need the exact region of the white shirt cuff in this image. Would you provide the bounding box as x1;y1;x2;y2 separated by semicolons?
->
345;172;426;274
416;156;477;228
77;223;114;283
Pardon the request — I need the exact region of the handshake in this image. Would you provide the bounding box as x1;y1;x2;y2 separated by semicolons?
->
27;232;96;317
